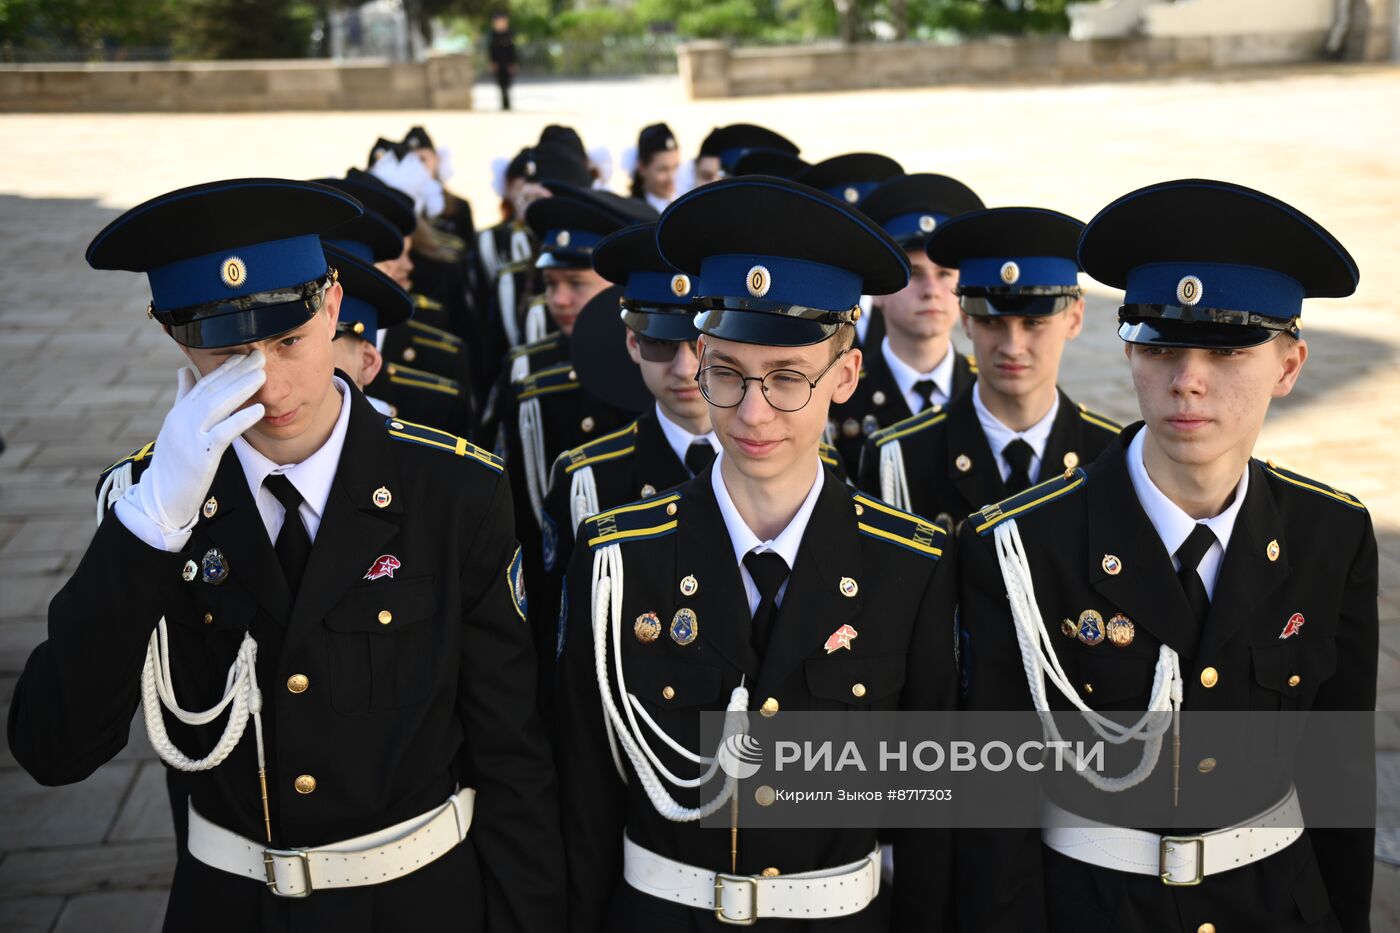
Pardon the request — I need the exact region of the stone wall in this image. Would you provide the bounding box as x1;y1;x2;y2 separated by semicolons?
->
678;29;1373;99
0;52;473;113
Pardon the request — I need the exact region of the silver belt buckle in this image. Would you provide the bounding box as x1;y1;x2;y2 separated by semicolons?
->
714;873;757;926
1159;835;1205;886
263;847;313;897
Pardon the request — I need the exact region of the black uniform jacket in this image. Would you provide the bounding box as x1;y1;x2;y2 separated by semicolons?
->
367;360;475;441
856;387;1121;533
827;343;976;473
554;463;957;932
7;380;565;933
954;424;1378;933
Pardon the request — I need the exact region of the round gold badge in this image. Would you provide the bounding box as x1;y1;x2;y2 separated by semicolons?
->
1105;613;1136;647
746;264;772;298
839;577;859;598
372;486;393;509
556;230;571;248
679;574;698;596
634;612;662;644
220;256;247;289
1101;554;1122;576
671;274;691;298
1063;451;1080;469
1000;261;1020;285
955;453;972;473
844;187;860;204
1176;275;1204;307
919;215;937;233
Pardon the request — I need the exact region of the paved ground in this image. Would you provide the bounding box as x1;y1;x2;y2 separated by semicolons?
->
2;67;1400;930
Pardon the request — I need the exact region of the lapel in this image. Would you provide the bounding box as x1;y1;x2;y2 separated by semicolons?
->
197;449;293;623
1193;459;1290;659
862;348;914;427
950;351;976;399
674;468;758;678
1040;389;1085;482
756;476;863;694
946;391;1006;515
283;384;404;649
634;410;693;494
1085;427;1199;655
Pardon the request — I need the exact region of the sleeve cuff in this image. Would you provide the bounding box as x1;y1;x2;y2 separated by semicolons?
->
114;497;193;553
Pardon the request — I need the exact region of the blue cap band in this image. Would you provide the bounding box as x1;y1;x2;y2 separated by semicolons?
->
544;229;603;252
338;293;381;343
821;180;881;203
1125;261;1304;320
960;255;1080;289
147;234;327;311
627;270;689;305
324;238;374;264
884;211;948;242
698;253;861;311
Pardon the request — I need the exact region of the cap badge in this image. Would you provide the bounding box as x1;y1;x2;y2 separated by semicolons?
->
671;274;691;298
665;136;677;150
220;256;247;289
556;230;571;248
843;187;860;204
525;160;537;177
919;215;937;233
1176;275;1204;307
1000;261;1020;285
746;264;771;298
634;611;662;643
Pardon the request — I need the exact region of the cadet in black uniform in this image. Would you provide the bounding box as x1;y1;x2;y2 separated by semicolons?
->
955;179;1376;933
827;172;984;470
555;176;955;931
856;207;1121;532
7;179;564;932
687;123;801;190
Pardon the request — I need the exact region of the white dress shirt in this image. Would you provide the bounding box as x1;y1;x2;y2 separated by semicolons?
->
972;382;1061;486
644;191;675;214
1125;427;1248;599
880;337;956;414
712;460;825;615
654;402;721;470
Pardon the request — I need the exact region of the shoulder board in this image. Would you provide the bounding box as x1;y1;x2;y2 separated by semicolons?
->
971;467;1087;536
413;293;444;312
387;363;461;397
508;333;562;361
584;492;682;550
562;420;639;474
818;440;842;468
407;319;463;347
871;406;947;447
851;492;946;560
964;353;978;374
1263;460;1365;511
1077;404;1122;434
386;417;502;472
433;229;468;253
516;363;579;400
99;440;156;481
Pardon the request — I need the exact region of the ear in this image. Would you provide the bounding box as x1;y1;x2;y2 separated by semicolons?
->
1063;296;1085;340
960;309;972;339
1271;337;1308;399
323;282;343;333
360;339;384;386
625;329;642;365
830;346;862;405
695;334;707;366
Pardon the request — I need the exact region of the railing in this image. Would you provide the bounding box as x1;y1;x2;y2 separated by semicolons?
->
501;36;680;78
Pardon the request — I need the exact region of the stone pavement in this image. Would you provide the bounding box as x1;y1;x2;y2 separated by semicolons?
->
1;68;1399;930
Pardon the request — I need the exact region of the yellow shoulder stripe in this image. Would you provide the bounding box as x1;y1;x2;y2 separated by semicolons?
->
874;409;946;447
1264;461;1365;510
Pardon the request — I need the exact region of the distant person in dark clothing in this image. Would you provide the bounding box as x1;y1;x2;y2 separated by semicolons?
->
488;13;518;111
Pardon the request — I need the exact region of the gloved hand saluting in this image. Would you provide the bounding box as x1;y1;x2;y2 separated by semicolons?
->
123;351;267;534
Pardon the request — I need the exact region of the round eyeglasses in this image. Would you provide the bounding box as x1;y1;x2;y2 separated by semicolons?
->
695;349;849;413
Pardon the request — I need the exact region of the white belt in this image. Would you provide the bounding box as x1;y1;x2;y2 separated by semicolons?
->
188;787;475;898
1042;786;1303;886
622;834;881;926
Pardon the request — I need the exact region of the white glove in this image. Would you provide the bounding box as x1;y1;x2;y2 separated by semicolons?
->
123;352;267;534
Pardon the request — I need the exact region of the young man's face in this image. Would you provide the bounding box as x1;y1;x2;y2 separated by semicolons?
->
329;331;383;390
1128;336;1307;471
543;266;608;336
375;236;414;292
699;333;860;482
181;284;342;447
625;331;708;428
961;299;1084;402
879;251;959;344
639;149;681;200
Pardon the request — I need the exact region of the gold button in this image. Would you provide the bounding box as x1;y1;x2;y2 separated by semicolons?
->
661;686;675;700
1200;667;1219;688
760;866;781;877
1083;683;1094;695
581;416;596;432
1287;674;1301;688
403;347;417;362
203;612;214;625
1198;924;1216;933
378;610;393;625
854;502;865;516
851;683;867;698
287;674;309;694
1197;757;1217;773
666;502;678;516
294;774;317;794
760;697;779;717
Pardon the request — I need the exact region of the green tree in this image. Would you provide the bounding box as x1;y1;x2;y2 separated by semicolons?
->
178;0;315;58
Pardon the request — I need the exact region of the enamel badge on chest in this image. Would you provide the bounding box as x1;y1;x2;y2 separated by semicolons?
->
363;554;401;581
200;548;229;585
824;624;859;654
1279;612;1305;639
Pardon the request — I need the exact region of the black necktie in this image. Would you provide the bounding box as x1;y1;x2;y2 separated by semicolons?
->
265;474;312;595
743;551;790;659
911;379;937;412
1175;523;1217;628
684;440;716;477
1002;439;1036;495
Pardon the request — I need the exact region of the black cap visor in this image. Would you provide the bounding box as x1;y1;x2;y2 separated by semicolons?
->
621;305;701;341
1118;304;1298;349
156;278;330;349
959;290;1080;318
535;247;595;270
695;306;843;347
